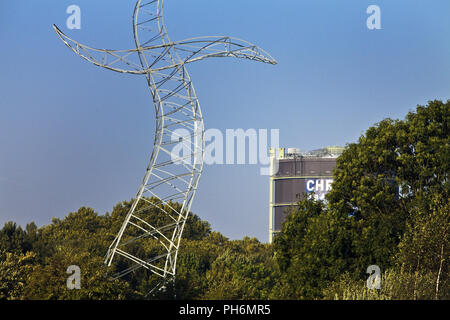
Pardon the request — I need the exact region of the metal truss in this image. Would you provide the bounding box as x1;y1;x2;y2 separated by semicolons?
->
53;0;276;292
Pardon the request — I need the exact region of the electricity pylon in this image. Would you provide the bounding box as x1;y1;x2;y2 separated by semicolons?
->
53;0;276;293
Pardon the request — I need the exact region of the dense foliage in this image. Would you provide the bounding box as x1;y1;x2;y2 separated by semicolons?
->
0;100;448;300
273;100;449;299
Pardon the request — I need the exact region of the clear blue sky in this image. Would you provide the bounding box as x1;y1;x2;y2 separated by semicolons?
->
0;0;449;242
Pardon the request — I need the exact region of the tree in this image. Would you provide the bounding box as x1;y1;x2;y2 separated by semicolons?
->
0;222;27;253
23;248;131;300
202;237;278;300
326;118;409;276
396;192;449;299
273;196;353;299
327;100;449;277
321;269;436;300
0;250;36;300
274;100;449;299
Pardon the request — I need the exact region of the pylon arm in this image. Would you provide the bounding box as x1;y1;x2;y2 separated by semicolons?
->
53;25;276;75
53;24;149;74
159;36;278;66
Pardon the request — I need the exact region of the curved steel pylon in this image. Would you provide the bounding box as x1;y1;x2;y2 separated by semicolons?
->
53;0;276;291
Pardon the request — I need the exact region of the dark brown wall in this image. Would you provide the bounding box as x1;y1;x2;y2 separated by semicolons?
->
275;157;336;177
274;206;295;231
274;179;307;203
273;157;337;233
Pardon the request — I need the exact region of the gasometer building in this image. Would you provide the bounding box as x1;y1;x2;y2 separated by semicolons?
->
268;146;344;243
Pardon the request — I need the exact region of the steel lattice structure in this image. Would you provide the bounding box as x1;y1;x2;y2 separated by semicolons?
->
53;0;276;292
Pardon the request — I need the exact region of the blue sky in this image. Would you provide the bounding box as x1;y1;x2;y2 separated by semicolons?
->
0;0;449;242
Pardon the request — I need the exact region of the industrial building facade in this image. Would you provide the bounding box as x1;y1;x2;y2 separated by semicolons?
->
268;147;344;243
